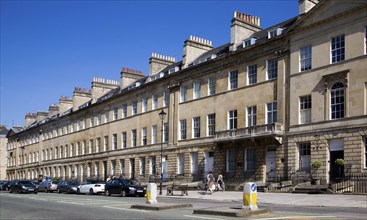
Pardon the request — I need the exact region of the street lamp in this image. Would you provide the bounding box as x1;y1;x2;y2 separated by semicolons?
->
158;109;167;195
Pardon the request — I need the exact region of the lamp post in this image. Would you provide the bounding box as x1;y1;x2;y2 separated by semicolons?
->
158;109;167;195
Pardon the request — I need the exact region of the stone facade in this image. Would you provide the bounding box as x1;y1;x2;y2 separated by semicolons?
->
6;1;367;188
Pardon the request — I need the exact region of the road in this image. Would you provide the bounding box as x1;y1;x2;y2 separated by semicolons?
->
0;191;365;220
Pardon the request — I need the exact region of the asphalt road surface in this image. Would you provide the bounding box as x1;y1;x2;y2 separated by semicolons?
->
1;191;365;220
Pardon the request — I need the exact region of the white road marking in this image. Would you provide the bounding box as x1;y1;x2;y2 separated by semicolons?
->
253;216;336;220
103;205;149;212
183;215;224;220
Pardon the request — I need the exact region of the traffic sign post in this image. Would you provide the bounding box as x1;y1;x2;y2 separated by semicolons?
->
243;182;258;210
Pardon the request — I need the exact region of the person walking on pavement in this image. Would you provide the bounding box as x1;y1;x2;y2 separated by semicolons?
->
207;171;215;194
217;174;224;191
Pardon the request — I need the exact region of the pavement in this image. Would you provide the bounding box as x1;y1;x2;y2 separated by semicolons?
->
131;189;367;217
155;189;367;208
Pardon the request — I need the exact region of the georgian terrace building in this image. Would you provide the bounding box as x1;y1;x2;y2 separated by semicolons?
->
6;0;367;188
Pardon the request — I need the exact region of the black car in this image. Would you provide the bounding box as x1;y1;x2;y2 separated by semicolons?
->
105;179;146;197
0;181;10;190
9;180;38;194
57;180;80;194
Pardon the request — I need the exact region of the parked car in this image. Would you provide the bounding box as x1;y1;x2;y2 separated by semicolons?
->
31;181;40;189
77;180;105;195
105;178;146;197
0;181;10;190
57;180;80;194
9;180;38;194
38;180;60;193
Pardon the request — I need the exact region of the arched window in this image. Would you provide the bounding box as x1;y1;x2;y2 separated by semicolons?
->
331;82;345;119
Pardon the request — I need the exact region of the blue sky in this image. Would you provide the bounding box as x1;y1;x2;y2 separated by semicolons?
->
0;0;298;128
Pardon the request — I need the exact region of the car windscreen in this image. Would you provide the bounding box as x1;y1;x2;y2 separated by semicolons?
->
19;181;32;185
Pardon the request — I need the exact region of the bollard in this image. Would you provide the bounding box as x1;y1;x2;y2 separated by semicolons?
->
242;182;258;210
146;183;158;204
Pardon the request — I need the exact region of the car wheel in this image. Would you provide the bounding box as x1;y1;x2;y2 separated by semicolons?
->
57;189;61;194
89;188;94;195
105;189;111;196
77;189;80;194
9;188;12;193
67;189;71;194
34;191;38;194
121;190;126;197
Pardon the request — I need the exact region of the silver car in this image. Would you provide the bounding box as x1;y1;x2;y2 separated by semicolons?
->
38;180;60;193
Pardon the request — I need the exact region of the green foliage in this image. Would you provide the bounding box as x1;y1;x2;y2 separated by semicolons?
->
334;158;344;166
311;160;322;170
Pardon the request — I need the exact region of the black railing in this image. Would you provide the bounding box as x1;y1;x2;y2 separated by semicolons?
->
331;173;367;194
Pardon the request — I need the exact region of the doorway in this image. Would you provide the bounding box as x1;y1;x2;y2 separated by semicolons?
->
329;139;344;181
266;147;276;181
205;151;214;177
130;158;135;179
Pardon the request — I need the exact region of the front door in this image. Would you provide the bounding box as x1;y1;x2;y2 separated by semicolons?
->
266;148;276;181
205;151;214;177
130;158;135;179
329;139;344;181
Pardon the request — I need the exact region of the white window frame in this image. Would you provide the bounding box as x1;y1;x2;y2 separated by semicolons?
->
180;86;187;103
152;95;158;110
331;34;345;64
163;91;169;107
207;114;215;136
330;82;345;119
229;70;238;90
132;101;138;115
141;127;147;146
208;77;216;96
132;129;137;147
112;134;117;150
247;64;257;85
193;81;201;99
299;95;311;124
266;102;277;124
113;107;118;120
96;138;101;153
151;125;157;144
104;136;108;151
180;119;187;140
142;98;147;113
121;132;127;149
300;46;312;71
266;59;278;80
192;117;200;138
89;139;93;154
247;106;257;127
298;142;311;172
122;104;127;118
228;110;237;130
140;157;146;176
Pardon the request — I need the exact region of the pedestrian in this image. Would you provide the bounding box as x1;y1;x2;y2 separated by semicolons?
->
206;171;215;194
106;175;112;182
217;174;224;191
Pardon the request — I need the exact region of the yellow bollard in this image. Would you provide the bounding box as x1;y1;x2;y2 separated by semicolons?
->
242;182;258;210
146;183;158;204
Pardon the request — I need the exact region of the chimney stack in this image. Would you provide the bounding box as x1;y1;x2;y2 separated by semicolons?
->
182;35;213;69
48;104;59;117
120;67;145;90
299;0;319;14
25;113;37;127
73;87;92;111
91;77;119;104
59;96;73;115
149;53;176;75
36;111;48;122
230;11;261;51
